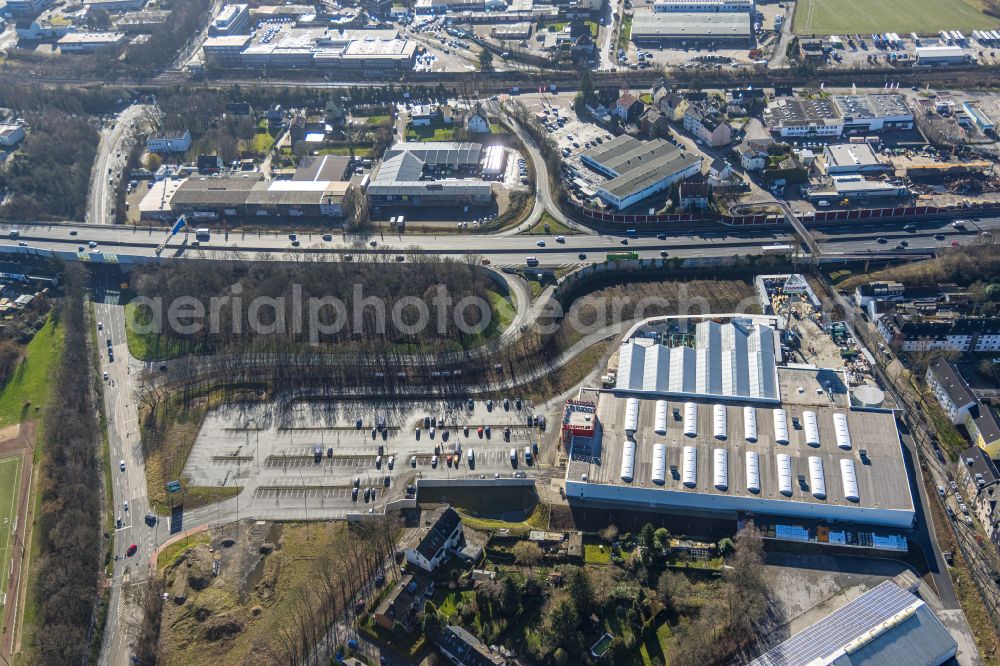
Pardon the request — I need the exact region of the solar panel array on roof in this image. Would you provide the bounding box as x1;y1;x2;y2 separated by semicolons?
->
749;582;937;666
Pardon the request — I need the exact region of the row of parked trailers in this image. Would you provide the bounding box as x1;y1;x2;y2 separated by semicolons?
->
872;33;906;48
937;30;967;45
972;30;1000;45
624;399;853;450
621;441;861;503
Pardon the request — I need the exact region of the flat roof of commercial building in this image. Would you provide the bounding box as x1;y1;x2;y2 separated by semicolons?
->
342;38;415;58
203;35;252;48
246;180;350;206
293;155;351;182
824;143;883;169
139;178;186;214
831;93;911;119
630;11;752;38
567;389;912;515
57;31;126;44
763;97;840;128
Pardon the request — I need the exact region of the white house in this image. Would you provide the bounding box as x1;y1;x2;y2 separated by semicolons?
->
147;129;192;153
404;507;464;573
736;138;771;171
465;103;491;134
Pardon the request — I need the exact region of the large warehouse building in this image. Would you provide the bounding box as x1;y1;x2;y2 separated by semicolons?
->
630;11;753;46
203;27;417;73
564;318;915;528
580;135;702;210
367;142;493;209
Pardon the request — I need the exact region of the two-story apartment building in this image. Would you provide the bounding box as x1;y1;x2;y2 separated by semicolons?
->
146;129;192;154
404;507;464;573
373;573;434;631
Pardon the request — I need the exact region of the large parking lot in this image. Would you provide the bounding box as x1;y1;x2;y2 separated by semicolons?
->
182;397;548;519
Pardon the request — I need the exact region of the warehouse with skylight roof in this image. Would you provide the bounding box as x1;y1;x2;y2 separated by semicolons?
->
565;318;916;528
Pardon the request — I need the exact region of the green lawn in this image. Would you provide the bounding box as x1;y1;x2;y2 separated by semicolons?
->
156;531;211;570
0;316;62;427
583;538;611;565
639;620;671;666
525;212;579;237
793;0;996;34
251;132;275;154
123;301;208;361
406;126;455;142
487;290;516;332
434;589;476;619
618;16;633;49
0;455;22;607
317;146;372;157
366;115;392;126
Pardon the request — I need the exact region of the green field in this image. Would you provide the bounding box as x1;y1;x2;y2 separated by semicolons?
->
0;455;22;608
0;317;62;427
793;0;997;35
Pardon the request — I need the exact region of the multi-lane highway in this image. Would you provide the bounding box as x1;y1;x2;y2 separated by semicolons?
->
1;216;997;265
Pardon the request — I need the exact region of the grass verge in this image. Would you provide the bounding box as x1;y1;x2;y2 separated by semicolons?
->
156;531;211;570
518;340;612;403
457;501;550;536
524;212;579;237
0;317;62;427
618;15;632;50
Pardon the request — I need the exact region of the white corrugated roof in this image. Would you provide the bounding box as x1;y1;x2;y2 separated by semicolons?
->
616;320;779;402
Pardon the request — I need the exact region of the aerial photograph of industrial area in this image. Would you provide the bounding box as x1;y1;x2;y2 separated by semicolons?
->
3;0;1000;663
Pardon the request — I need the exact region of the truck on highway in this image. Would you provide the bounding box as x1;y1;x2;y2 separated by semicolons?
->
8;230;18;239
195;228;210;240
761;243;793;255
